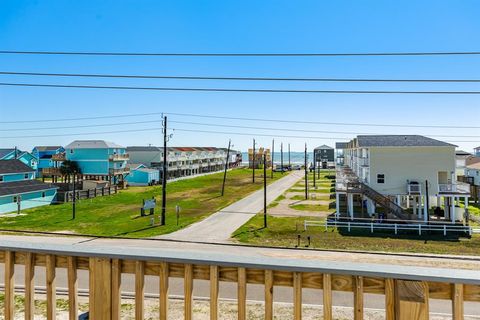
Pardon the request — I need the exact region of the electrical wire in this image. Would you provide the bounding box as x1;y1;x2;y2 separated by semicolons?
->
2;82;480;94
2;70;480;82
0;119;163;132
2;50;480;56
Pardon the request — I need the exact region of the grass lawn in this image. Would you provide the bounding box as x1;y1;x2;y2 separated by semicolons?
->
0;169;284;238
232;214;480;255
289;204;334;212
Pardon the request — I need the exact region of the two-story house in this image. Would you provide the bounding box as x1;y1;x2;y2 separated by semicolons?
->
0;149;38;175
32;146;65;178
335;135;470;224
65;140;129;184
0;160;58;214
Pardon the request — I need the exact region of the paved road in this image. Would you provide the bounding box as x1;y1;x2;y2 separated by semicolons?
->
1;235;479;317
160;171;303;242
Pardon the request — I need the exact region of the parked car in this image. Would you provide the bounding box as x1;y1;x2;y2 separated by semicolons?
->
291;164;302;170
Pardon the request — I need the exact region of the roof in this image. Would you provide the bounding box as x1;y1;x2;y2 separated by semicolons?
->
126;163;146;170
126;146;162;152
314;145;333;150
0;179;57;197
0;160;34;174
335;142;348;149
466;162;480;170
65;140;124;149
354;135;456;148
33;146;63;152
0;149;15;159
137;167;160;173
456;150;472;156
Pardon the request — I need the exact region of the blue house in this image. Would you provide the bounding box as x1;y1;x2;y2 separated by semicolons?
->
125;164;160;186
0;160;58;214
32;146;65;177
65;140;129;183
0;149;38;175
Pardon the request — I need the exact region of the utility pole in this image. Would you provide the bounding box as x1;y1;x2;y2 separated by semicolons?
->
425;179;430;223
304;143;308;200
313;151;316;188
72;174;76;220
280;142;284;173
252;138;256;183
161;116;168;226
17;195;21;215
221;139;231;196
288;143;291;168
263;152;267;228
271;139;274;179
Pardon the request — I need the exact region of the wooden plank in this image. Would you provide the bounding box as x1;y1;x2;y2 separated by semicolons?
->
24;252;35;320
238;267;247;320
89;258;112;319
354;276;363;320
135;260;145;320
46;255;56;320
159;262;169;320
67;256;78;320
265;269;274;320
452;283;464;320
385;278;395;320
4;251;14;320
323;274;332;320
184;264;193;320
112;259;122;320
210;265;219;320
293;272;302;320
395;280;429;320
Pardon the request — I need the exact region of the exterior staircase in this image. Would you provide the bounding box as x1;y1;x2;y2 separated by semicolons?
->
347;181;411;221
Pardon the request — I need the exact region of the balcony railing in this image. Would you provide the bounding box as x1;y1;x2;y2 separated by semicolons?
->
42;167;62;176
0;240;478;320
51;153;66;162
357;157;370;167
439;182;471;194
407;183;422;194
108;167;130;175
109;153;129;161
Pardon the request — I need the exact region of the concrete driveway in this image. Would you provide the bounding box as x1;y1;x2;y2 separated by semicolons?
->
160;170;304;242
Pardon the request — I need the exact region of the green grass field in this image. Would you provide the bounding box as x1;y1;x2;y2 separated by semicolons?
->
0;169;284;238
232;214;480;255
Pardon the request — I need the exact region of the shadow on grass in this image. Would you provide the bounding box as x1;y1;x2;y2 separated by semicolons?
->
114;225;160;236
232;226;267;238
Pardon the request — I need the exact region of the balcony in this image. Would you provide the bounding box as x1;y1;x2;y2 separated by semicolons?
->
109;167;130;175
109;153;129;161
438;182;471;195
0;239;477;320
42;167;62;176
407;182;422;194
51;153;66;162
357;156;370;167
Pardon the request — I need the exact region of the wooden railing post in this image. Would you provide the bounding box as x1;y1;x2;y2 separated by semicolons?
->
385;278;395;320
293;272;302;320
159;262;169;320
265;270;274;320
24;252;35;320
184;264;193;320
46;255;56;320
4;251;14;320
354;276;364;320
237;267;247;320
135;261;145;320
395;280;429;320
322;274;332;320
210;265;219;320
452;283;464;320
112;259;122;320
67;256;78;320
89;257;112;319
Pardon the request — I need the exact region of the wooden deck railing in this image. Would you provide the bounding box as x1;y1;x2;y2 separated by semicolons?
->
0;240;479;320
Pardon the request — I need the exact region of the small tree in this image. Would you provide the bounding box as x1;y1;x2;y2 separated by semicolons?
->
60;160;80;182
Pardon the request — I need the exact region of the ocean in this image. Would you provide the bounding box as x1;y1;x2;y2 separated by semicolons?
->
241;152;314;165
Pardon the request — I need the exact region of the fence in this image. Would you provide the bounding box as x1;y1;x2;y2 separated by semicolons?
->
62;185;119;203
304;220;479;236
1;240;479;319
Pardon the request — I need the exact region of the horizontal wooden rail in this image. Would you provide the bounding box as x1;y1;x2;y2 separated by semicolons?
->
0;240;479;320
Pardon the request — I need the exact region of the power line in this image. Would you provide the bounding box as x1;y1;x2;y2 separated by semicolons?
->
0;119;163;131
165;112;480;129
0;127;163;138
2;82;480;94
1;50;480;56
2;70;480;82
169;120;480;138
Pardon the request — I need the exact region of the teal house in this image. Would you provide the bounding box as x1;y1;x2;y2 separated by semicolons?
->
0;149;39;175
0;160;58;214
32;146;65;177
125;164;160;186
65;140;129;183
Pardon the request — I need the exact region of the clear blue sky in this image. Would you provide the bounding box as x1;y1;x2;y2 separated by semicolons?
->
0;0;479;152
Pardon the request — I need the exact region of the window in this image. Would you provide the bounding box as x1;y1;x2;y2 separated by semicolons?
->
70;149;74;154
42;192;46;198
13;196;18;203
377;174;385;184
0;175;3;182
24;173;29;179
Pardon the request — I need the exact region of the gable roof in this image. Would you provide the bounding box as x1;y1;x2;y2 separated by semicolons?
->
33;146;63;152
0;149;16;159
66;140;124;149
314;145;333;150
126;163;146;170
0;180;57;197
0;160;35;174
456;150;472;156
127;146;162;152
355;135;456;148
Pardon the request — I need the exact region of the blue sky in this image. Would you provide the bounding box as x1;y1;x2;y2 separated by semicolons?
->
0;0;479;152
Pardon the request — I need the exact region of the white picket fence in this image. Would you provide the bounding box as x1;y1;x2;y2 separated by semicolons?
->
304;220;479;236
